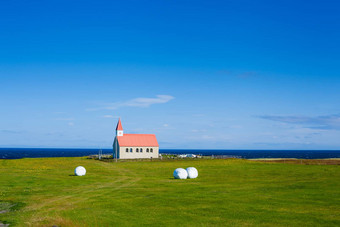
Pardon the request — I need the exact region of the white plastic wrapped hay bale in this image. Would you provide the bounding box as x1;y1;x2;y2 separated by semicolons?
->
173;168;188;179
75;166;86;176
186;167;198;179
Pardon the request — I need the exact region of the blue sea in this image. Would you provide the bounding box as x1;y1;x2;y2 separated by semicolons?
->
1;148;340;159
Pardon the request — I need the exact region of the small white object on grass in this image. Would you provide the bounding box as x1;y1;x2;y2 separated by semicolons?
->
75;166;86;176
173;168;188;179
186;167;198;179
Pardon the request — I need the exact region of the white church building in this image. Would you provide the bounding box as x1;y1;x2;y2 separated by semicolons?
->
113;119;159;159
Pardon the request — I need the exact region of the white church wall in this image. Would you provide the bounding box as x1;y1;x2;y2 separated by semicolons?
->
119;146;159;159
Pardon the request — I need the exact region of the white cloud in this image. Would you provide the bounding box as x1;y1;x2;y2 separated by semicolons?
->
258;114;340;130
191;129;207;133
122;95;174;108
102;115;117;118
87;95;174;111
201;135;214;140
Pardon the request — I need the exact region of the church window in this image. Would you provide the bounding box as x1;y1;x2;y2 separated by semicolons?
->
140;148;143;152
146;148;149;152
150;148;153;153
136;148;139;152
130;148;133;152
126;148;128;152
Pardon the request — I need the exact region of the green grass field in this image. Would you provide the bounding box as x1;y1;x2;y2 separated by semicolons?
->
0;157;339;226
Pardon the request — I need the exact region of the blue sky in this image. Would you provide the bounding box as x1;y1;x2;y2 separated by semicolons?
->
1;0;340;149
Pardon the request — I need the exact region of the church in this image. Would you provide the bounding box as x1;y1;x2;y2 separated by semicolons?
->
113;119;159;159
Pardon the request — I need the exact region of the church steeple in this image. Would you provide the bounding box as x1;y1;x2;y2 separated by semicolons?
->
116;118;123;136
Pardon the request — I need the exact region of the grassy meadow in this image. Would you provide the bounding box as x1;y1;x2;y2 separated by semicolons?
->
0;157;339;226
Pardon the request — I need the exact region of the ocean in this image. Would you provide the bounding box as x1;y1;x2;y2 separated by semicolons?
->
1;148;340;159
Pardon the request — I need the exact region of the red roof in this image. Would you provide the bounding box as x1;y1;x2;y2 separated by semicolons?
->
116;118;123;130
117;134;159;147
